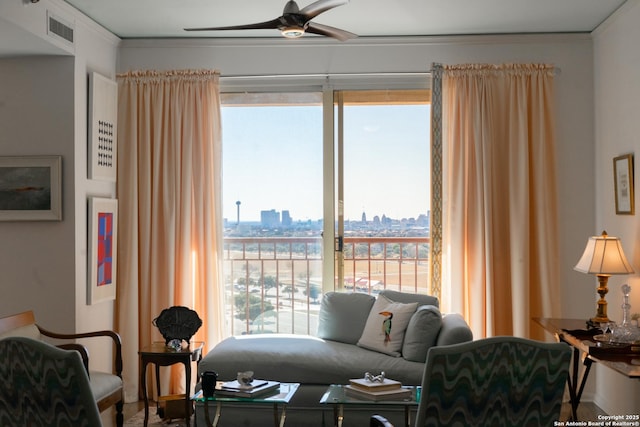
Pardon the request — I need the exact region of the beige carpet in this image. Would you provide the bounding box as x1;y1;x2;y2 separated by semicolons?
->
124;409;189;427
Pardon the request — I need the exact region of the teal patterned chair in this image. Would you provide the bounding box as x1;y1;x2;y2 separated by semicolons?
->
372;336;571;427
0;336;103;427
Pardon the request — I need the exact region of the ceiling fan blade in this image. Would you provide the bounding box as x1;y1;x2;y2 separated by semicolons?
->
306;22;356;41
185;18;282;32
300;0;349;20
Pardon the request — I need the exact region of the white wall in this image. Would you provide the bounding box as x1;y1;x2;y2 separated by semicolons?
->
71;2;120;371
593;0;640;415
0;56;76;331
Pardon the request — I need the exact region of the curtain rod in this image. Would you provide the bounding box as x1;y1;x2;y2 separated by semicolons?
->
220;72;431;80
219;67;561;80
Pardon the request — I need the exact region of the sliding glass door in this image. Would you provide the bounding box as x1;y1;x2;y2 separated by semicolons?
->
333;90;431;295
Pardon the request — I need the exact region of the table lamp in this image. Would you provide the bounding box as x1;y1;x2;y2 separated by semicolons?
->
574;230;634;325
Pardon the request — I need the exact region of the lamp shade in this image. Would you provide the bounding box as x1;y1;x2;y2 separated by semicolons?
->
574;231;634;275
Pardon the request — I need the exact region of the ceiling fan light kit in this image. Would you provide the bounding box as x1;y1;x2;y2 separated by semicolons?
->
184;0;356;41
281;26;305;38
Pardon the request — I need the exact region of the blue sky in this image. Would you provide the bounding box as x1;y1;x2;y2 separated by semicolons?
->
222;103;430;223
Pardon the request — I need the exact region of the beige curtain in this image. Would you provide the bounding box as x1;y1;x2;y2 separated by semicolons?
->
441;63;560;340
115;69;224;402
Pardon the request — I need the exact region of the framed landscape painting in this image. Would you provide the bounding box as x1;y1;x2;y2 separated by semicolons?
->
88;197;118;305
0;156;62;221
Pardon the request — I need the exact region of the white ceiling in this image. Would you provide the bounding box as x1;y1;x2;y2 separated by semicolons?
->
62;0;628;40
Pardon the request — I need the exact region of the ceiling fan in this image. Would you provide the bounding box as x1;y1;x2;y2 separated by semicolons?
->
184;0;357;42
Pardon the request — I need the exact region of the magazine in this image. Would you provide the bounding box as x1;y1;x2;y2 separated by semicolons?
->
215;380;280;398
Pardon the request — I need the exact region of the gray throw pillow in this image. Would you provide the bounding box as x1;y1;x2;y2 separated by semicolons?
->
402;305;442;362
317;292;375;344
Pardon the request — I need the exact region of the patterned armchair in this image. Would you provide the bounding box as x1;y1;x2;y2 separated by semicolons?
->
0;336;103;426
372;336;571;427
0;310;123;426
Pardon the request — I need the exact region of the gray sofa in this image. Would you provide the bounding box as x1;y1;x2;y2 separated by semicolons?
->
195;290;472;426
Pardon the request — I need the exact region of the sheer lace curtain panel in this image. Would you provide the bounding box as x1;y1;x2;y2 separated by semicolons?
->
115;70;225;402
436;63;561;339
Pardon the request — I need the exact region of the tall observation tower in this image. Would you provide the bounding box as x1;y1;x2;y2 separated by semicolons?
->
236;201;241;225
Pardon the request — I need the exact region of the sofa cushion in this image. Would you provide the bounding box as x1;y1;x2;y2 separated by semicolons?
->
401;305;442;362
317;292;375;344
357;295;418;357
379;290;439;308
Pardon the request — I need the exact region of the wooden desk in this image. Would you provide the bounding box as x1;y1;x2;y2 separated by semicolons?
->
534;318;640;420
139;341;204;427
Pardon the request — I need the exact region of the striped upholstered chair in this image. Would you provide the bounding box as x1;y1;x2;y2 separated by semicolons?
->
0;336;103;427
371;336;571;427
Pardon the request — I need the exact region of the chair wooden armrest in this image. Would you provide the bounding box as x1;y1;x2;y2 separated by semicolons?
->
37;325;123;378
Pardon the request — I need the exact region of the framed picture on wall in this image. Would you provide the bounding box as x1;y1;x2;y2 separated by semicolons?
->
0;156;62;221
613;153;634;215
88;72;117;181
88;197;118;305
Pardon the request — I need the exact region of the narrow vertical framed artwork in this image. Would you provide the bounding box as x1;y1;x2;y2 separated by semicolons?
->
613;154;634;215
88;72;117;181
88;197;118;304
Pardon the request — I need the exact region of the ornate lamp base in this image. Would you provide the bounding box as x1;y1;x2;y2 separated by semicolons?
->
591;274;610;324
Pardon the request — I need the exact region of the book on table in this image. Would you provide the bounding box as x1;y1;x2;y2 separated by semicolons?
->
348;377;402;392
220;379;269;390
215;380;280;398
344;384;412;401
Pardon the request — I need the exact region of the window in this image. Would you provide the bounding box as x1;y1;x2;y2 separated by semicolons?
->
221;80;431;337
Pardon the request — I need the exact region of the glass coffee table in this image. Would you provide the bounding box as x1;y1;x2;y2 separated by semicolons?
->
192;382;299;427
320;384;420;427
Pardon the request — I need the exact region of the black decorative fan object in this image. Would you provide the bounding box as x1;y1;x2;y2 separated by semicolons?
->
153;306;202;345
184;0;356;42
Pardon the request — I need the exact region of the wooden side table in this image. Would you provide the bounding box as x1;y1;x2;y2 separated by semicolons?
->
139;341;204;427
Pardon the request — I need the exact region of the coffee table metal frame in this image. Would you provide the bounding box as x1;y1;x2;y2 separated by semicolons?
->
319;384;420;427
193;382;300;427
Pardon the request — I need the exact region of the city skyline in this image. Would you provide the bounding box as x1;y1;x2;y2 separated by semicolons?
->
225;205;429;226
222;101;430;223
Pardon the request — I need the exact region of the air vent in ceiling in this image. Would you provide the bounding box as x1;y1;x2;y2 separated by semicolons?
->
47;11;74;45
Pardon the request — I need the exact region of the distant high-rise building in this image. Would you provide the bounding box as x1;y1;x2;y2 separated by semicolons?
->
261;209;280;227
282;210;292;226
361;211;367;223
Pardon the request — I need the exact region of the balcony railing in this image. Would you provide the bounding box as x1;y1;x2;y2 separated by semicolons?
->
223;236;430;336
